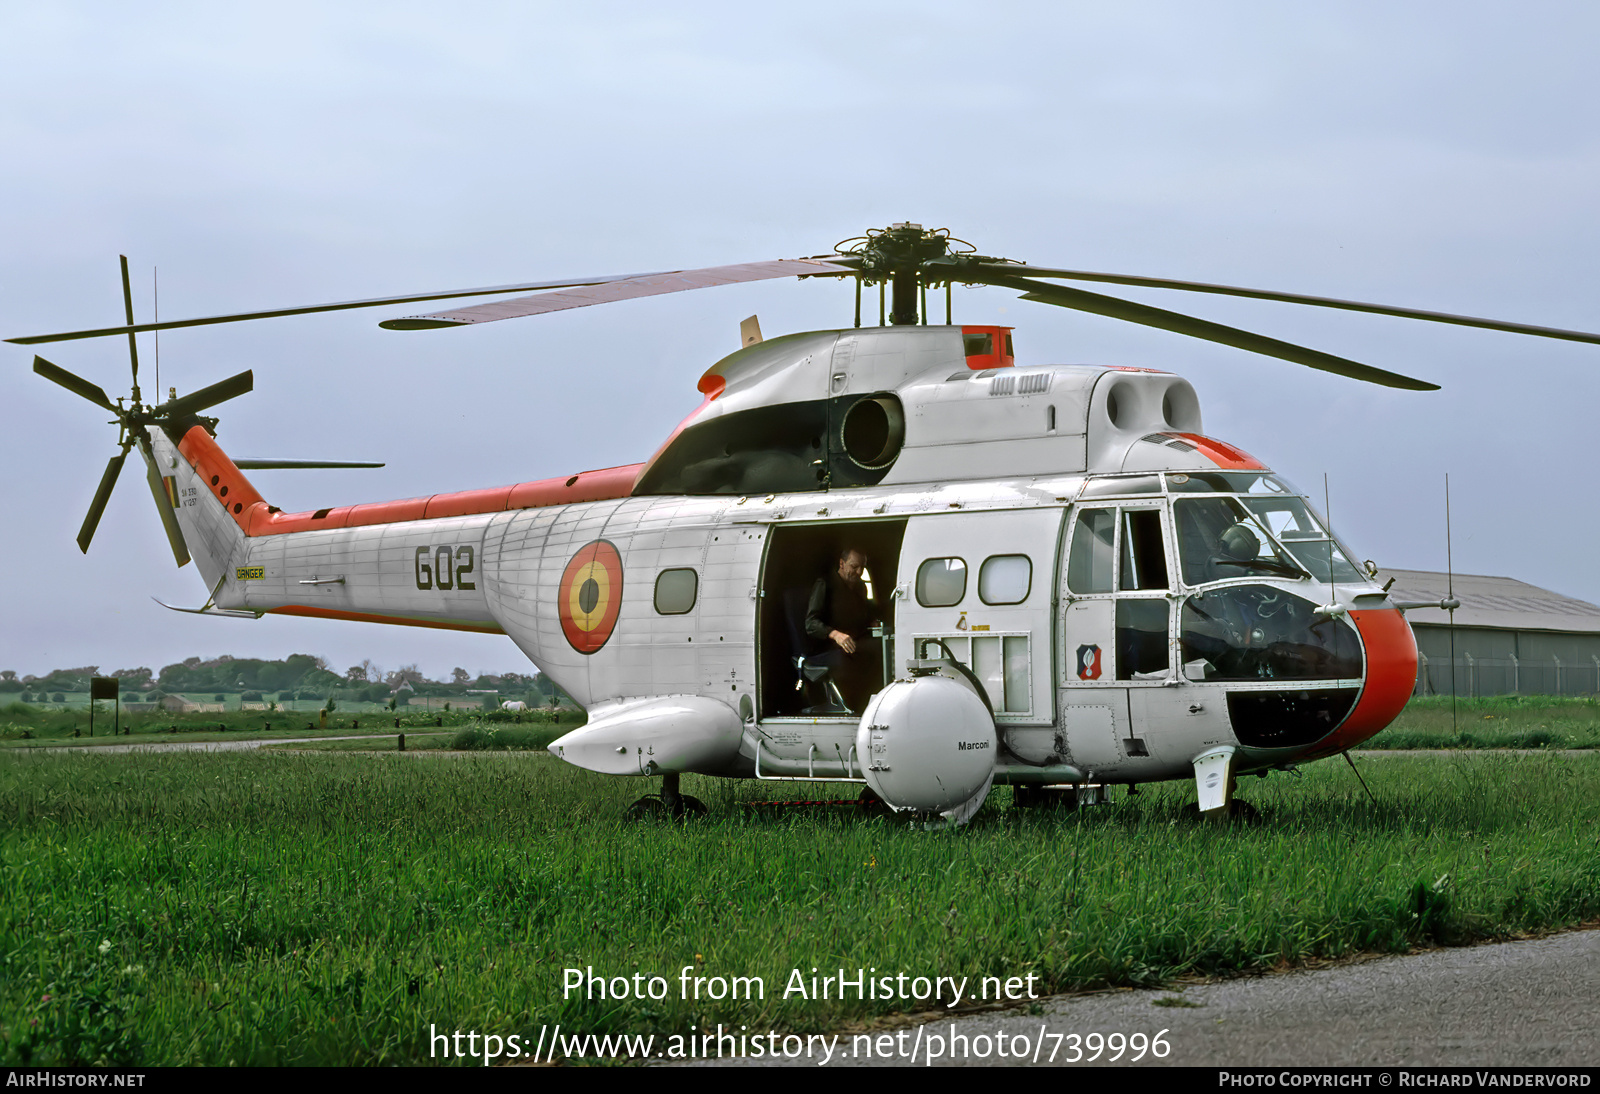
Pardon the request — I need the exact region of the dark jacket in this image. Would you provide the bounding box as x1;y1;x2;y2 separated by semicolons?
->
805;572;877;642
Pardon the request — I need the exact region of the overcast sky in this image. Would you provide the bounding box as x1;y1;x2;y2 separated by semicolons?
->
3;1;1597;681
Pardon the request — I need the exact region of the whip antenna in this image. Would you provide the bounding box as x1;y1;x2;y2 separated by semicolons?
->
1446;473;1457;734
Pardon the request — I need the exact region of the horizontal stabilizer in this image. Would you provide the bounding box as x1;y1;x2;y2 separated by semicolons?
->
151;596;260;619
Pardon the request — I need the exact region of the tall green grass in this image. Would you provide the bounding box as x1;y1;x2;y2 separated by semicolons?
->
1;749;1596;1065
1365;694;1600;750
0;703;583;749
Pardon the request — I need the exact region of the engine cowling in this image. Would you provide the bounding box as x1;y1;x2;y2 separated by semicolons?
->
856;675;997;821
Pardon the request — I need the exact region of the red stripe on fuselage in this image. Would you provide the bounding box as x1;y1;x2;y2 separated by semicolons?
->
175;426;642;537
269;605;506;634
1305;608;1418;758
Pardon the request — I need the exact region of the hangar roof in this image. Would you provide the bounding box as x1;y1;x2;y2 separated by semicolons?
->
1375;569;1600;635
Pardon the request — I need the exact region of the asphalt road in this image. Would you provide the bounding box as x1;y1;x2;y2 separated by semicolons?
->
13;732;451;754
683;928;1599;1067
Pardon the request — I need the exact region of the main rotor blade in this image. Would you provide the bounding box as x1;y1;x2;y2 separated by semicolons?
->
33;356;116;410
119;255;140;389
78;450;128;553
5;272;681;345
136;436;190;567
377;258;857;329
972;262;1600;347
974;272;1439;391
232;458;385;469
157;370;253;418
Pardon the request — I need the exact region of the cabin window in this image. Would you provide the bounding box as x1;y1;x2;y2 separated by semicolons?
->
915;558;967;607
653;569;698;615
1067;508;1115;594
979;555;1032;605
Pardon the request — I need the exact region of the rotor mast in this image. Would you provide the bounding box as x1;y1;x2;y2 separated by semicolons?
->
846;223;980;325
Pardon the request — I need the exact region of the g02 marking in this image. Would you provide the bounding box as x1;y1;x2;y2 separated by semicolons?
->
414;545;476;591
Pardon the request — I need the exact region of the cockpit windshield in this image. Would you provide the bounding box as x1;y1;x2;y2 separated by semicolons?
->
1174;497;1310;586
1238;495;1365;584
1168;473;1365;586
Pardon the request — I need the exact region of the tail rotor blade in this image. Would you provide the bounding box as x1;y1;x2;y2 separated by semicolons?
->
160;370;253;418
78;450;128;553
137;437;190;567
33;356;116;411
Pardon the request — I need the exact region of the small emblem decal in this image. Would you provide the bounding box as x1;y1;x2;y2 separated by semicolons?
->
558;540;624;654
1076;643;1102;681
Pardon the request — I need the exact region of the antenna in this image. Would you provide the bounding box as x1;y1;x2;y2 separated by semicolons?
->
1342;750;1378;806
1324;473;1334;608
1446;473;1457;734
152;267;159;403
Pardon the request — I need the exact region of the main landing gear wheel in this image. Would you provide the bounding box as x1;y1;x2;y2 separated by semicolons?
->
1011;785;1079;811
624;773;708;822
625;796;668;821
623;794;708;821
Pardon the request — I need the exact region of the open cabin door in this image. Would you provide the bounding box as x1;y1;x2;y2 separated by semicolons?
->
755;518;907;721
894;508;1064;727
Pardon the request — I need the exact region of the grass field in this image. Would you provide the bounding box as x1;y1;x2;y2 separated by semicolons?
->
2;744;1597;1066
1363;695;1600;750
0;702;583;751
267;725;564;753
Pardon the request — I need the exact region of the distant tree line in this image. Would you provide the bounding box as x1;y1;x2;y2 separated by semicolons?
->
0;656;571;706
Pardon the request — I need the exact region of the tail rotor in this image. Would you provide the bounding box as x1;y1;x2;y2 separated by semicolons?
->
29;257;254;561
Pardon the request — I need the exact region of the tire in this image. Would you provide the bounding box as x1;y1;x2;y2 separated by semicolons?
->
624;796;668;821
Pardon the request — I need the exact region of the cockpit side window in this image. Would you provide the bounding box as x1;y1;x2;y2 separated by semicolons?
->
1067;508;1116;594
1119;509;1169;591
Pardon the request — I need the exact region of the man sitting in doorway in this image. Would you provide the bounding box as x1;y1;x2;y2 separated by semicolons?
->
805;546;880;711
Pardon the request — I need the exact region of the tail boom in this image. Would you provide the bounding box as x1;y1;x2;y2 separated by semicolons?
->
156;424;641;635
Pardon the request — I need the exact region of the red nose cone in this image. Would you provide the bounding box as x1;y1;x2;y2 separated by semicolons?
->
1309;608;1418;757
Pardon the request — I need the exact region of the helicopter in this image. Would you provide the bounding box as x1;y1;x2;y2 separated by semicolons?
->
13;223;1600;824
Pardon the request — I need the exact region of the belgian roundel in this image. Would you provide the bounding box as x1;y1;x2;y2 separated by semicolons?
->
558;540;624;654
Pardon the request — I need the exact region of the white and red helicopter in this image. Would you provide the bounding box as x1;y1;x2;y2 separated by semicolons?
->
14;224;1600;824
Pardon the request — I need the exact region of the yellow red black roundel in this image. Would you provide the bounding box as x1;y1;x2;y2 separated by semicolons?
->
558;540;624;654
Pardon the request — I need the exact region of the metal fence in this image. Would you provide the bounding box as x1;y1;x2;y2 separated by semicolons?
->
1415;653;1600;697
